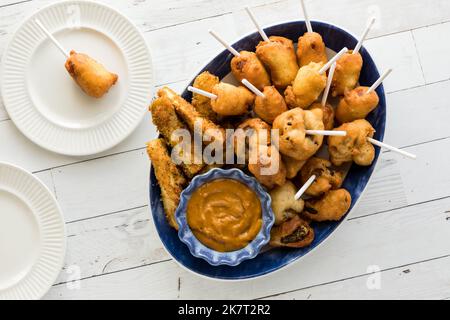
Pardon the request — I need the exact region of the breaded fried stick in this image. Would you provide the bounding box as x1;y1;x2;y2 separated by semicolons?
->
211;83;255;116
254;86;288;124
191;71;220;122
331;50;363;97
150;97;205;178
231;51;271;90
147;139;187;230
256;36;299;89
297;32;328;67
336;86;379;123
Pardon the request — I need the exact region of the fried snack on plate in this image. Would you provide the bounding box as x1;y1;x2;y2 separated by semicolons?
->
273;108;324;161
147;139;187;230
231;51;271;90
158;87;226;146
303;189;352;222
211;82;255;116
234;118;271;162
270;181;305;225
191;71;220;122
309;102;335;130
256;36;299;89
336;86;379;123
284;62;327;109
65;50;118;98
150;97;205;178
254;86;288;124
270;215;315;248
299;157;344;197
328;119;376;166
331;50;363;97
297;32;328;67
282;155;307;179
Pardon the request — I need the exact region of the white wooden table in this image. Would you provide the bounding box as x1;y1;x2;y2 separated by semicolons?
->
1;0;449;300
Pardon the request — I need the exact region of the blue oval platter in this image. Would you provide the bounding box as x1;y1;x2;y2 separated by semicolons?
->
149;20;386;280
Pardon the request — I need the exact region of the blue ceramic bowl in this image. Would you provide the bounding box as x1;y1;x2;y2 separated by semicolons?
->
149;20;386;280
175;168;275;267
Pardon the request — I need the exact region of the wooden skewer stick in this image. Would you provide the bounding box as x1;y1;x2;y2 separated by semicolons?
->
367;68;393;94
188;86;217;100
319;47;349;74
245;6;270;42
295;175;316;200
35;19;69;58
241;79;265;98
321;62;337;106
208;29;240;57
367;138;417;160
306;130;347;137
353;17;376;55
300;0;313;33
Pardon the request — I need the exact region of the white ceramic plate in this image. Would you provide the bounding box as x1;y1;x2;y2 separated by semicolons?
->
1;0;153;156
0;163;65;300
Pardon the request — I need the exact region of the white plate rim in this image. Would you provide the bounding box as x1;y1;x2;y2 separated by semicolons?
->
0;162;66;300
1;0;154;156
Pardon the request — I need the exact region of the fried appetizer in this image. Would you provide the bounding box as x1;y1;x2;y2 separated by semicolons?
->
328;119;376;166
299;157;344;197
270;215;315;248
248;144;287;190
158;87;226;145
211;82;255;116
273;108;324;161
231;51;271;90
234;118;271;162
297;32;328;67
254;86;288;124
256;36;299;89
270;181;305;225
191;71;220;122
147;139;187;230
336;86;379;123
303;189;352;222
309;102;335;130
150;97;205;178
283;155;307;179
331;50;363;97
65;50;118;98
284;62;327;109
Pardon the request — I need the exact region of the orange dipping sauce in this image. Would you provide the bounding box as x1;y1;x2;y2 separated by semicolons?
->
186;179;262;252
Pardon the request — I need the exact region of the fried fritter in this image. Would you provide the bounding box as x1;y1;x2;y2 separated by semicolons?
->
65;50;118;98
303;189;352;222
331;50;363;97
248;144;287;190
297;32;328;67
273;108;324;161
270;181;305;225
284;62;327;109
328;119;376;166
309;102;335;130
336;86;379;123
299;157;344;197
191;71;220;122
231;51;271;90
282;155;307;179
254;86;288;124
270;215;315;248
147;139;187;230
150;97;205;178
211;82;255;116
234;118;272;163
256;36;299;89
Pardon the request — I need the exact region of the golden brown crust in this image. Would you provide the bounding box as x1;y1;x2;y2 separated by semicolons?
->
282;155;307;179
331;51;363;97
299;157;344;197
309;102;335;130
231;51;271;90
273;108;324;161
65;50;118;98
336;86;380;123
328;119;376;166
191;71;220;122
284;62;327;109
254;86;288;124
248;144;287;190
297;32;328;67
211;83;255;116
303;189;352;222
256;36;299;89
270;215;315;248
270;181;305;225
147;139;187;230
